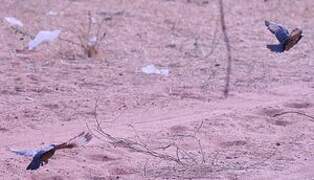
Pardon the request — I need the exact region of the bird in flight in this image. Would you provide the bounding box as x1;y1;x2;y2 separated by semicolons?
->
9;131;92;170
265;20;303;53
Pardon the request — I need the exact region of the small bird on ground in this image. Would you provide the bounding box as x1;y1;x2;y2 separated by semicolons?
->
9;131;92;170
265;20;303;53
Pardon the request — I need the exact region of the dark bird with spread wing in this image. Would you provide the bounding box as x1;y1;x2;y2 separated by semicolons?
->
9;132;92;170
265;20;303;53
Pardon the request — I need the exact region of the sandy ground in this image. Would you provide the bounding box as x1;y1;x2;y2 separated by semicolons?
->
0;0;314;179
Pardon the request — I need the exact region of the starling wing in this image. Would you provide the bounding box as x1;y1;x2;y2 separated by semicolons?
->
26;149;55;170
265;20;289;44
8;144;55;157
285;28;303;51
54;131;93;150
266;44;285;53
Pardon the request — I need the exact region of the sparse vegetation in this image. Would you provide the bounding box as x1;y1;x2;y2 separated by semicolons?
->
1;0;313;179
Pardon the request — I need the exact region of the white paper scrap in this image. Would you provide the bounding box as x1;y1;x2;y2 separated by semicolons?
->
28;30;61;50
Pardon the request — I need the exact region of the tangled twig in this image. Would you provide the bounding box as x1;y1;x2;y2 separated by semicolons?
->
89;99;184;165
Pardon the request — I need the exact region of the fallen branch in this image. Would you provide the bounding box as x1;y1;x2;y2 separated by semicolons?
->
89;99;184;165
95;128;184;165
272;111;314;122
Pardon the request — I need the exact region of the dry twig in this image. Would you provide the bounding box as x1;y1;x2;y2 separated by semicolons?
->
89;99;184;165
273;111;314;122
218;0;233;98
